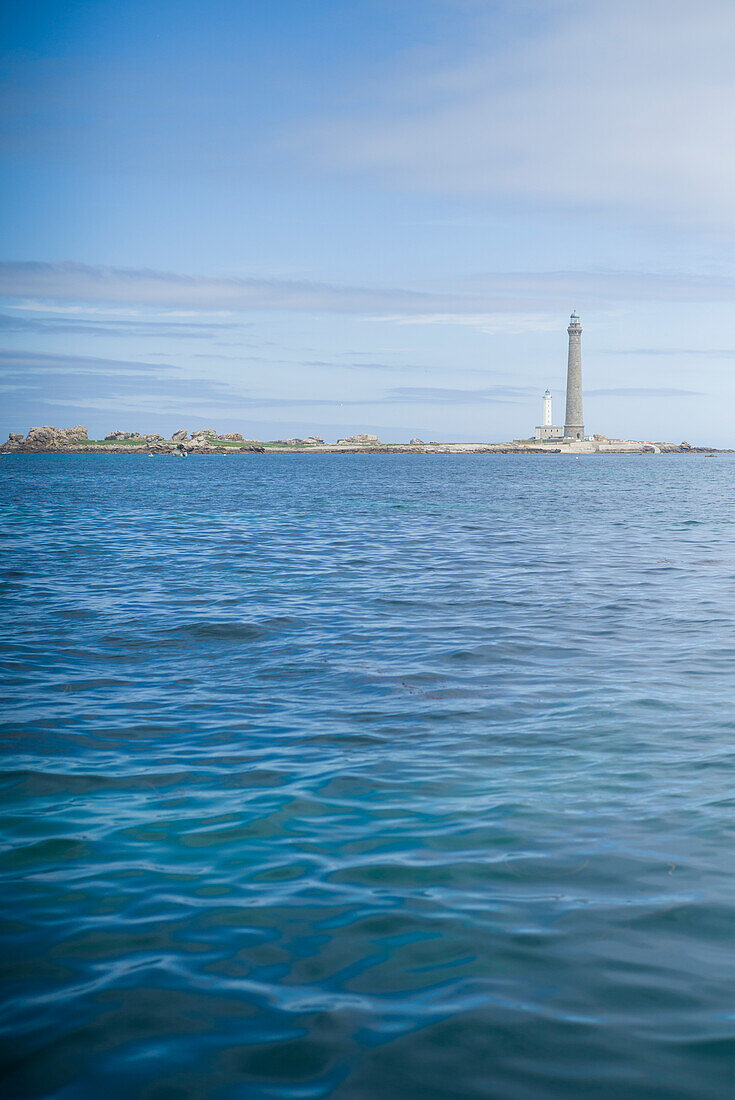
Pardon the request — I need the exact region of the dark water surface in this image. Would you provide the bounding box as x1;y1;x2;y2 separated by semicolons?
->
1;454;735;1099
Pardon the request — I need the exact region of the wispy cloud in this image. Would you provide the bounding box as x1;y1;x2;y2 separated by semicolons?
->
370;313;559;334
599;348;735;358
0;348;179;376
0;261;443;315
0;311;250;339
300;0;735;228
4;261;735;338
304;359;404;370
0;348;248;415
587;387;703;398
4;262;735;323
0;348;529;413
382;385;531;405
304;359;451;373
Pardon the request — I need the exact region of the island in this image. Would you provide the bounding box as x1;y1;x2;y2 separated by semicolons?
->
1;426;725;455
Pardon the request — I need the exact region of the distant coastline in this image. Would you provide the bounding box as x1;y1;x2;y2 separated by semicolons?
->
1;426;727;455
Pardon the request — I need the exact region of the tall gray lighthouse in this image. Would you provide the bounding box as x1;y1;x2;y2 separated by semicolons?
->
564;310;584;440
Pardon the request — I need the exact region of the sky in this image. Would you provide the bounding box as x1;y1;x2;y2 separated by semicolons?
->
2;0;735;444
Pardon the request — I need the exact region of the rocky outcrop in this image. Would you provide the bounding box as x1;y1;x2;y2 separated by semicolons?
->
336;433;381;444
410;437;425;445
302;436;325;446
59;425;88;442
105;430;139;441
170;429;188;442
144;434;164;443
27;426;60;445
190;428;217;440
3;425;95;449
217;432;267;445
7;425;87;448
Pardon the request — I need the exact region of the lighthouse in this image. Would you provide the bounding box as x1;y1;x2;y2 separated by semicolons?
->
534;389;562;440
543;389;552;427
564;311;585;440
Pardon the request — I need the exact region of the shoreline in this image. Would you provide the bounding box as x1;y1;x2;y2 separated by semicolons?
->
1;442;728;456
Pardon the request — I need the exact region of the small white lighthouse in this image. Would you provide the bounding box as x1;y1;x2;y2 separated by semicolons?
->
534;389;562;440
543;389;552;427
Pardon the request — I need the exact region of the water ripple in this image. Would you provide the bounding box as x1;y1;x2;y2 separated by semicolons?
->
1;455;735;1099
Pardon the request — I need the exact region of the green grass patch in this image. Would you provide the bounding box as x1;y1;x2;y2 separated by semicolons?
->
87;438;149;445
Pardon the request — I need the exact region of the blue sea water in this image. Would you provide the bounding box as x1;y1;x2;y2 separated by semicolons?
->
1;453;735;1100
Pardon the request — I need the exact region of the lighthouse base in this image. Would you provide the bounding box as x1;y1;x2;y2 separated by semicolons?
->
534;425;563;440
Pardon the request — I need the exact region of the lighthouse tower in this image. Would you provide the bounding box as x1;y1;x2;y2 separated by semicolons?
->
534;389;562;440
543;389;552;427
564;311;585;440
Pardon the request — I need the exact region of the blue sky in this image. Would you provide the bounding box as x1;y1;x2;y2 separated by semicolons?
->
2;0;735;443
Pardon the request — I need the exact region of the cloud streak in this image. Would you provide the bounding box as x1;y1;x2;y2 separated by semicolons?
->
381;385;531;405
4;262;735;324
0;261;444;315
599;348;735;358
301;0;735;228
0;312;249;339
0;348;529;411
0;348;181;376
587;387;703;398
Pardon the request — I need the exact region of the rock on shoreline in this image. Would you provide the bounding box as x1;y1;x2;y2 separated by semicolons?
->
336;433;381;445
1;425;266;455
23;425;89;446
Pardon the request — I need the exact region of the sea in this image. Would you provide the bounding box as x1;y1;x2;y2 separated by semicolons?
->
1;453;734;1099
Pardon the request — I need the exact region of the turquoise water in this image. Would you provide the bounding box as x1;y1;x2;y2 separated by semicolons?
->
1;453;735;1099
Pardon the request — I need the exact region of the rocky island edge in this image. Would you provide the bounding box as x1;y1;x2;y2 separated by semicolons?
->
1;426;726;455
